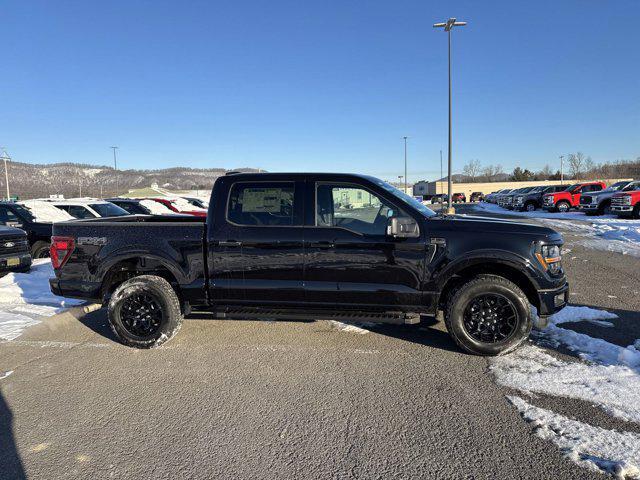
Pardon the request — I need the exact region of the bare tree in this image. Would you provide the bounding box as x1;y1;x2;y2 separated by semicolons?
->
462;159;481;180
568;152;590;179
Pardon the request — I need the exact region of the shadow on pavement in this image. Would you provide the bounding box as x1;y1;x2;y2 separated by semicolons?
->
0;391;26;480
76;306;461;353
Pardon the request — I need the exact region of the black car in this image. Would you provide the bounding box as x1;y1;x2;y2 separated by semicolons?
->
0;226;32;273
512;185;570;212
50;172;568;356
470;192;484;202
107;198;156;215
0;202;54;258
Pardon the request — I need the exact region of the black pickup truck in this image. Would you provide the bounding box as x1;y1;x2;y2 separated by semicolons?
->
49;173;568;355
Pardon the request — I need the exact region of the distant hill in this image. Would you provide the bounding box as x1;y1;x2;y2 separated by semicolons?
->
1;161;261;199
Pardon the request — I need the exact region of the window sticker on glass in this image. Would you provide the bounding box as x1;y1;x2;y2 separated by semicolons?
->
242;188;283;213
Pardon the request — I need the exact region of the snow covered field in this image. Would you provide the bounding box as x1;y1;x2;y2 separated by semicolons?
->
491;306;640;477
0;259;83;341
474;202;640;257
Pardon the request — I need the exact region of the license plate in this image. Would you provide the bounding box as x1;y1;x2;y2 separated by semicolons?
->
6;257;20;266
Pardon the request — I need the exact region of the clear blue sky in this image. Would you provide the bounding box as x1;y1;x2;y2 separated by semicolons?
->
1;0;639;182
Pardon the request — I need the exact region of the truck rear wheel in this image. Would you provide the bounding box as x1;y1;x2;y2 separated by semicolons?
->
444;275;532;356
31;240;50;259
108;275;183;348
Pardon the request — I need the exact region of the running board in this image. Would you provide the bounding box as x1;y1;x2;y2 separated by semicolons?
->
212;307;421;325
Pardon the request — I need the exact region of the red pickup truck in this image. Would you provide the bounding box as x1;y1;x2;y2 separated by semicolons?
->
542;181;606;212
611;183;640;218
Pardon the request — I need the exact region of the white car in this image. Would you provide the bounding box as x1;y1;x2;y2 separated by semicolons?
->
52;200;130;219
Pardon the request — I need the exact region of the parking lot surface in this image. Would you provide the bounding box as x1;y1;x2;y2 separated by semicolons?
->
1;205;638;479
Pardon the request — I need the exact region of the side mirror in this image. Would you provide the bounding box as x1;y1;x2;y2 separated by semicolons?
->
387;217;419;238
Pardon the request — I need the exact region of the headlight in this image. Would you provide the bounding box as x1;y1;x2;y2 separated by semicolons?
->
623;195;632;205
515;196;524;203
536;244;562;275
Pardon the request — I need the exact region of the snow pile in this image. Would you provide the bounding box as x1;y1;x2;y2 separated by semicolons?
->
508;396;640;478
19;200;74;222
0;259;82;308
0;260;83;341
139;199;175;215
490;305;640;475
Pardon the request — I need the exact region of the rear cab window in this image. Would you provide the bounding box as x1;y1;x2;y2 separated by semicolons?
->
227;182;298;226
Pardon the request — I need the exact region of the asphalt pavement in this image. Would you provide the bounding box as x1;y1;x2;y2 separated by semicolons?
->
1;204;638;479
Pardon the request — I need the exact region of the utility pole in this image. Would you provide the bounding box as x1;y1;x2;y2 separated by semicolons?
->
403;136;408;194
434;17;466;214
559;155;564;183
111;146;119;196
0;148;11;201
439;149;443;196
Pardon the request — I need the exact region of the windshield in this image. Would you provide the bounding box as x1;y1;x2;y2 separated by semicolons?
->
370;178;437;218
89;203;130;217
623;182;640;191
12;204;35;222
564;184;580;192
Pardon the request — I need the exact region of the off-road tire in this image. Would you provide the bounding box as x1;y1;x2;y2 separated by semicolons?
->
556;201;571;213
31;241;50;259
524;202;536;212
597;201;611;216
633;204;640;220
108;275;183;349
444;275;532;356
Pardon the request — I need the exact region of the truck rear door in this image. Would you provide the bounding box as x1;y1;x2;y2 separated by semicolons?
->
207;178;306;305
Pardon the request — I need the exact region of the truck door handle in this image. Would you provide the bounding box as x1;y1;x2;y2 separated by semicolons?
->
218;240;242;247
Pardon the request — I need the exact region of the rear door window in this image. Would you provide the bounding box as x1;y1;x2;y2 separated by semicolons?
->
227;182;296;226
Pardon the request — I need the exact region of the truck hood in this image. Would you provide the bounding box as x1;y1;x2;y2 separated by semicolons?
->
430;214;561;241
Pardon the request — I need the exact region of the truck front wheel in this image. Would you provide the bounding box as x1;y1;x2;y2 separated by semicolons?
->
556;201;571;213
444;275;532;356
108;275;183;348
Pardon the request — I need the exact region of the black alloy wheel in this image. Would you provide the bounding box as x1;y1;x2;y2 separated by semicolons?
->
462;293;518;343
119;292;164;337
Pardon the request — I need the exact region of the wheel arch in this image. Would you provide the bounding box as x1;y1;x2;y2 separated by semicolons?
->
100;255;182;302
437;260;540;312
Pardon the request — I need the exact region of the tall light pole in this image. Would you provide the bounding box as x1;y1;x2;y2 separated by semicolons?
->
439;149;443;195
0;148;11;201
559;155;564;183
403;136;408;194
111;146;119;195
434;17;466;214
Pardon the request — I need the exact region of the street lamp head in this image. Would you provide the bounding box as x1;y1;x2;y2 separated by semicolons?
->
433;18;467;31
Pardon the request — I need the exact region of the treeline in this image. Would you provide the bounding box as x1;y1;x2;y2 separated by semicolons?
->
459;153;640;183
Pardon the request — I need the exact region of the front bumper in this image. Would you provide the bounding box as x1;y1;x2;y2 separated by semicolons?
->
537;281;569;317
612;205;633;212
0;253;32;271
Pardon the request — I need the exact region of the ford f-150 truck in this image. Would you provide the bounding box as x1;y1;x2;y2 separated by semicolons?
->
49;173;568;355
542;181;606;212
611;182;640;218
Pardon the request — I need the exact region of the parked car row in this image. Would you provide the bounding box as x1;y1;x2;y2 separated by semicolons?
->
484;180;640;217
0;194;210;273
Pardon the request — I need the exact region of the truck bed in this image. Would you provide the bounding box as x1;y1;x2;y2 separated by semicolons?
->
51;215;207;303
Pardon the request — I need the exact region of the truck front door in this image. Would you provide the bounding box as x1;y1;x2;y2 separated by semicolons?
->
208;179;306;305
304;181;426;309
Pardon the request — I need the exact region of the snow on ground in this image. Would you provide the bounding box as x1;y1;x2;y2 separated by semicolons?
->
0;259;83;341
508;396;640;478
490;305;640;476
473;202;640;257
328;320;372;334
